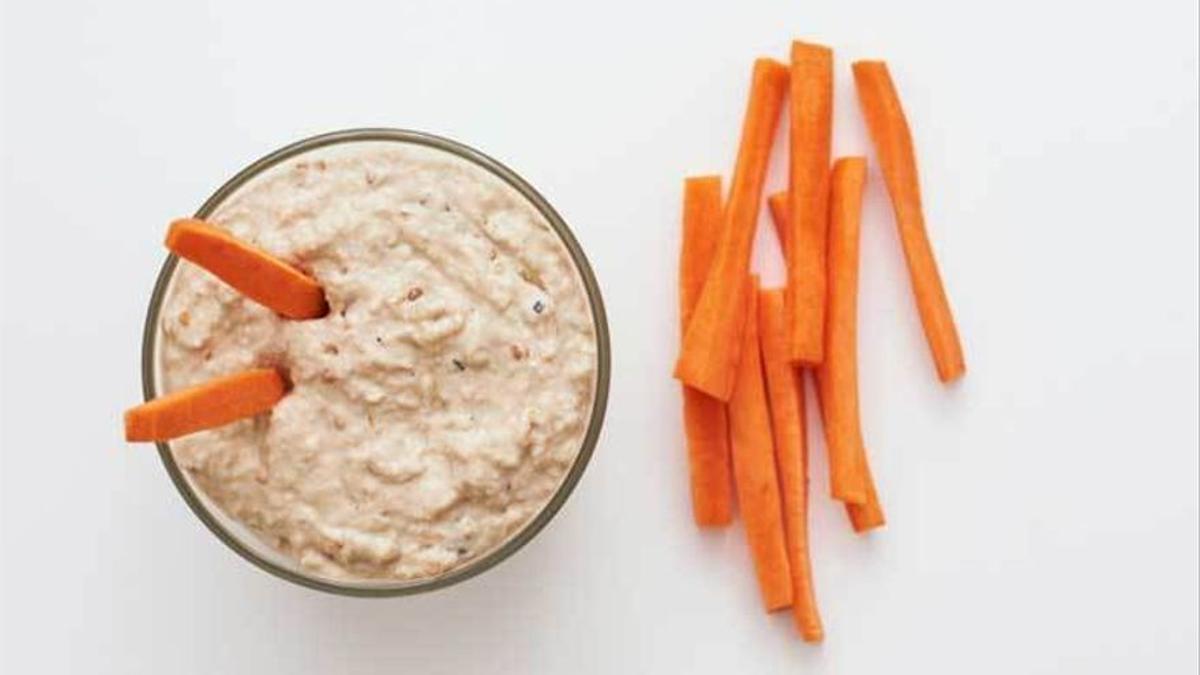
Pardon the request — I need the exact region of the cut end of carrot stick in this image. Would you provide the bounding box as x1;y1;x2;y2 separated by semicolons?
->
755;57;792;82
799;625;825;644
125;368;288;442
166;219;330;320
851;58;882;69
847;503;886;534
937;357;967;383
846;460;886;533
833;155;868;174
792;40;833;61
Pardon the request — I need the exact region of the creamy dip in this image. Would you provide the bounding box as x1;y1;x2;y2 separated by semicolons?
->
158;141;598;581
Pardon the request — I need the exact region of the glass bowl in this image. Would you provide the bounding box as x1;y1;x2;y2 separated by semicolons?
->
140;128;610;596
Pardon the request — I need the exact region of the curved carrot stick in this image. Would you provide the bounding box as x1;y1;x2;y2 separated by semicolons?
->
166;219;329;320
758;289;824;640
852;60;965;382
817;158;874;507
680;176;733;527
125;368;288;442
787;41;834;366
675;59;789;401
729;276;794;612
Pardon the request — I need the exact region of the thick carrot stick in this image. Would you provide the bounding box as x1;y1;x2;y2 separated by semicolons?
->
767;191;790;254
817;158;872;505
729;276;793;611
166;219;329;320
125;368;288;442
758;289;824;641
680;176;734;527
787;41;834;366
675;59;789;401
852;61;965;382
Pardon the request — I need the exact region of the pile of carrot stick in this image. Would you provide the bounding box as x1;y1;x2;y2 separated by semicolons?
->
675;42;965;641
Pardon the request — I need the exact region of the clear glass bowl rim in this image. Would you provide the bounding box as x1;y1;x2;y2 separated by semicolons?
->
140;128;611;597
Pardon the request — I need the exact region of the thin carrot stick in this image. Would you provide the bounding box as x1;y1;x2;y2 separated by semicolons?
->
767;191;790;254
817;158;873;505
166;218;329;320
758;289;824;641
675;59;789;401
852;60;965;382
680;176;733;527
787;41;834;366
729;276;793;612
125;368;288;442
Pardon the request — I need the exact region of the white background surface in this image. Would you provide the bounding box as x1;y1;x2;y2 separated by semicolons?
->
2;0;1198;672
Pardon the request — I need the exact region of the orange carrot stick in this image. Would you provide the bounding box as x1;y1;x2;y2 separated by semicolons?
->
680;176;734;527
729;276;793;611
758;289;824;640
125;368;288;442
852;61;965;382
767;191;790;254
166;219;329;320
787;41;834;366
817;158;874;506
675;59;789;401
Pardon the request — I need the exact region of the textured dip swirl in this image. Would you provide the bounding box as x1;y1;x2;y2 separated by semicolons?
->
158;142;597;581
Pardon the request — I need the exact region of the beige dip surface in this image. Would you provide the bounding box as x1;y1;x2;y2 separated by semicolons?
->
158;141;598;581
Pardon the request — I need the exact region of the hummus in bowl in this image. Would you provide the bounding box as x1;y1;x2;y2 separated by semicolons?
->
142;129;609;595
